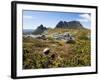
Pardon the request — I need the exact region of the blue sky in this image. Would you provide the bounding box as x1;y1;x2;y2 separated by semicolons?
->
23;10;91;29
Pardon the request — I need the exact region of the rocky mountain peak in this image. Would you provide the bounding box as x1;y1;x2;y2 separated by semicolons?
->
56;20;84;29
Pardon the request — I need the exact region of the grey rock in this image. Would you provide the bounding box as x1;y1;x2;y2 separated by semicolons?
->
35;34;47;40
66;36;75;43
53;32;75;43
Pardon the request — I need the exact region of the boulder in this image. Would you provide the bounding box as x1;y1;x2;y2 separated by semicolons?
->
36;34;47;40
66;36;75;43
43;48;50;55
63;32;71;37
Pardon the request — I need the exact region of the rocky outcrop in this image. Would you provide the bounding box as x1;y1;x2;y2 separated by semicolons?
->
56;21;84;29
53;32;75;43
32;24;47;35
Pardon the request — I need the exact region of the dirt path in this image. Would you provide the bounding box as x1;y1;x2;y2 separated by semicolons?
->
63;44;71;54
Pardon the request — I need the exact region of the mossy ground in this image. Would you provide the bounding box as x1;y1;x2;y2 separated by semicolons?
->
23;28;91;69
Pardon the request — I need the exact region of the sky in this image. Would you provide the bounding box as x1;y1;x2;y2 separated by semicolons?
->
23;10;91;29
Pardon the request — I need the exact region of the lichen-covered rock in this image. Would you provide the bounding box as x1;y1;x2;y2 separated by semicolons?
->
53;32;75;43
66;36;75;43
36;34;47;40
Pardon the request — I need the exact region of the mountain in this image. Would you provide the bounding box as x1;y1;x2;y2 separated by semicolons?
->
56;21;84;29
32;24;47;35
32;21;84;35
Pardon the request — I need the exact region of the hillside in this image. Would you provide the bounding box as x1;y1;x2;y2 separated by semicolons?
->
23;28;91;69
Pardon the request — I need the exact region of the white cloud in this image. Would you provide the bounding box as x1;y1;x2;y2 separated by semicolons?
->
79;14;91;21
77;18;89;22
23;15;33;19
